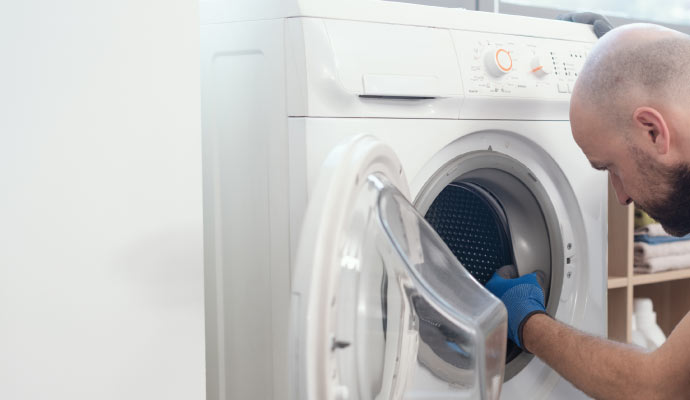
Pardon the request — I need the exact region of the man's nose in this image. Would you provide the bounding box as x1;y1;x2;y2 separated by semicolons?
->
609;172;632;205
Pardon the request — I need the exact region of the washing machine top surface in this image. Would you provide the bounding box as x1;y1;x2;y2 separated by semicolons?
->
202;0;596;43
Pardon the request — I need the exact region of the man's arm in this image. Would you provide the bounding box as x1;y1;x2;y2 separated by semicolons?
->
523;312;690;400
485;269;690;399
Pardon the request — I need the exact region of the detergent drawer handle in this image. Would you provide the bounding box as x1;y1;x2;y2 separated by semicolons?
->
359;94;437;100
360;74;441;99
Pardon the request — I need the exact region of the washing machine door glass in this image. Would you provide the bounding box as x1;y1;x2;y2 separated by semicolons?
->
290;135;507;400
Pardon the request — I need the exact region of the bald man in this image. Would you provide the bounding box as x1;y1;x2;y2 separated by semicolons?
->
486;23;690;399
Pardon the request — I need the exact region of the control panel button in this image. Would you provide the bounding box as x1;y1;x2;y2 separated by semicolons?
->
557;83;568;93
483;47;512;77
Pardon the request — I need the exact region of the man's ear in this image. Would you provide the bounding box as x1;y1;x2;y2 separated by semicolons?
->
632;106;671;155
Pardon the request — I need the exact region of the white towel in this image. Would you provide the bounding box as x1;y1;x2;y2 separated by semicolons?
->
634;223;669;237
634;240;690;262
634;253;690;274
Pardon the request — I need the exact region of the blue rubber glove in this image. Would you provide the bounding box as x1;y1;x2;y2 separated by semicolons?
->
557;12;613;38
485;266;546;350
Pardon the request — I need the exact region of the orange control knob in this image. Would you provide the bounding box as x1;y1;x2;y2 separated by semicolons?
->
484;47;512;77
495;49;512;72
530;52;553;78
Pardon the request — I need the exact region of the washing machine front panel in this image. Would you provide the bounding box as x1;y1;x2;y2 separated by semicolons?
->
292;118;607;399
290;134;508;400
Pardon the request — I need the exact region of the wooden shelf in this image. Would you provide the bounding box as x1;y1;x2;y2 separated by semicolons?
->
632;269;690;286
607;181;634;343
608;270;690;289
607;181;690;343
607;276;628;289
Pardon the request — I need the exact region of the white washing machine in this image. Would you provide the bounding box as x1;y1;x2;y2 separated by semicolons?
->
200;1;608;399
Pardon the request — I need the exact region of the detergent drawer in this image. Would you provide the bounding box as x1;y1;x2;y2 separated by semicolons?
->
286;17;464;119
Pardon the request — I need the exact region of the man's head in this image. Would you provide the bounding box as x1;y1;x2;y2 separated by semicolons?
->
571;23;690;236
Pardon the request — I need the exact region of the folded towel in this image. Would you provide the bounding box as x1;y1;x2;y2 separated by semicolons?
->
634;253;690;274
635;234;690;245
634;240;690;262
634;223;669;237
634;209;657;230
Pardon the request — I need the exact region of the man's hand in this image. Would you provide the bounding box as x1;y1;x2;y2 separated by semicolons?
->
485;265;546;349
558;12;613;38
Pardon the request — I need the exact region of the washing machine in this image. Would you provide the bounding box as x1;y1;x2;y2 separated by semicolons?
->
200;1;608;399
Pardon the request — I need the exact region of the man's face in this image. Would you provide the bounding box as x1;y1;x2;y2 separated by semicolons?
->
570;100;690;236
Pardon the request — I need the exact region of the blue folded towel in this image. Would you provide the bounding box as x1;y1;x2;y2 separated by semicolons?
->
634;234;690;245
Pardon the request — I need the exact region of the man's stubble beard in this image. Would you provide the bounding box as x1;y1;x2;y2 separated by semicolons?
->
631;146;690;236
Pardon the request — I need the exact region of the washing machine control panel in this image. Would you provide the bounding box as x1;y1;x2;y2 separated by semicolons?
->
453;31;592;99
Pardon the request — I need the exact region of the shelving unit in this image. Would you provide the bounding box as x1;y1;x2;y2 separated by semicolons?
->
607;182;690;342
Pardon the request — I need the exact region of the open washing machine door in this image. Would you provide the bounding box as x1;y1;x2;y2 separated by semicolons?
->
290;135;508;400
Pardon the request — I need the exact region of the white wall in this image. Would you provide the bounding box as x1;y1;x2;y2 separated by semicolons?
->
0;1;205;399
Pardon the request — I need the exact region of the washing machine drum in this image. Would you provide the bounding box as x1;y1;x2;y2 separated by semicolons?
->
424;181;543;365
425;182;512;286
